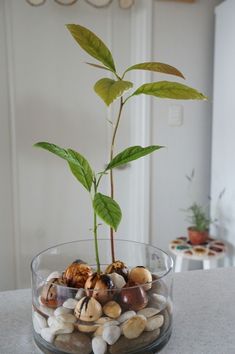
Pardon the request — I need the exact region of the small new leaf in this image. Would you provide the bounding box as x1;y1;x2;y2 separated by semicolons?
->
124;62;185;79
93;193;122;231
132;81;207;100
86;62;112;72
34;142;93;192
66;24;116;72
106;145;163;170
94;78;133;106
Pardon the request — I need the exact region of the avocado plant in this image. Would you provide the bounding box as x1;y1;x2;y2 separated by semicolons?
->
35;24;207;273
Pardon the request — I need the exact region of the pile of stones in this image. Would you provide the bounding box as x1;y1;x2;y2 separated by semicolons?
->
32;260;172;354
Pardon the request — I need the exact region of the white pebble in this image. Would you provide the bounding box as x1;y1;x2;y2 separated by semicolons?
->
63;298;78;309
39;304;54;317
150;294;167;308
92;336;107;354
103;320;120;328
102;325;121;345
56;314;77;323
117;310;136;323
145;315;164;331
41;327;55;343
75;288;85;300
54;306;72;316
137;307;160;318
46;271;61;281
33;312;47;334
109;273;126;289
54;322;74;335
95;317;112;325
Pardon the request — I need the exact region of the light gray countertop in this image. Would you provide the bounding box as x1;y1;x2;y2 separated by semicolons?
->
0;267;235;354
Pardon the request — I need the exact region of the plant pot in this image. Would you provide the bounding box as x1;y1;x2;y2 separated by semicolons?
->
31;239;173;354
188;227;209;245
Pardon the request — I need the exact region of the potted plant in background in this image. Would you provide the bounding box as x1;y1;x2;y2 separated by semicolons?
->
186;202;211;245
31;23;207;354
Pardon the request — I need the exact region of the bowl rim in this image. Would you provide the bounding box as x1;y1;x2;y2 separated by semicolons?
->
31;238;174;290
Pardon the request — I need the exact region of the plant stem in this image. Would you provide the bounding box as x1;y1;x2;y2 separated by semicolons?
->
93;180;101;274
109;97;124;263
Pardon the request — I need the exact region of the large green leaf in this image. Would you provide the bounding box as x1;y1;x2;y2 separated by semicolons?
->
66;24;116;72
124;62;185;79
132;81;207;100
67;149;93;192
93;193;122;231
34;142;93;192
106;145;163;170
94;78;133;106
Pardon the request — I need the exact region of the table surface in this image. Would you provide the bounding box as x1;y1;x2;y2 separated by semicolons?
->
1;267;235;354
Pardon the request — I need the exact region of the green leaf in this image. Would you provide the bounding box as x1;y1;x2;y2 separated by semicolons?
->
124;62;185;79
86;62;112;72
34;142;93;192
34;142;70;159
66;24;116;72
94;78;133;106
67;149;93;192
106;145;163;170
132;81;207;100
93;193;122;231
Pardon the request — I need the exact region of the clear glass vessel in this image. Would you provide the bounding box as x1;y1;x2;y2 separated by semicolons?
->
31;239;173;354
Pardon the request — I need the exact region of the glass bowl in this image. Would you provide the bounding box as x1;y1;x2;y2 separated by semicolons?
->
31;239;173;354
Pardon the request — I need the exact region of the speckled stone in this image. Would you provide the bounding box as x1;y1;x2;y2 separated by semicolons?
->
109;328;161;354
54;332;92;354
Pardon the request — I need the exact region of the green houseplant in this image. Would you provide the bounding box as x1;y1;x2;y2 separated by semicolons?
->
187;203;211;245
31;23;207;354
35;23;206;271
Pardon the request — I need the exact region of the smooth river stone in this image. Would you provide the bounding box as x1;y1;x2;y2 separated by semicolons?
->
33;312;47;334
122;315;147;339
54;306;73;316
108;272;126;289
109;328;161;354
75;288;85;300
92;336;107;354
117;310;136;323
103;301;122;319
103;320;120;327
63;298;78;310
41;327;56;343
149;294;167;309
54;332;92;354
145;314;164;331
102;325;121;345
137;307;160;318
46;271;61;281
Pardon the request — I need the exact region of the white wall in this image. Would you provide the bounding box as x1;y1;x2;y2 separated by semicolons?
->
150;0;221;252
211;0;235;265
0;0;222;290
